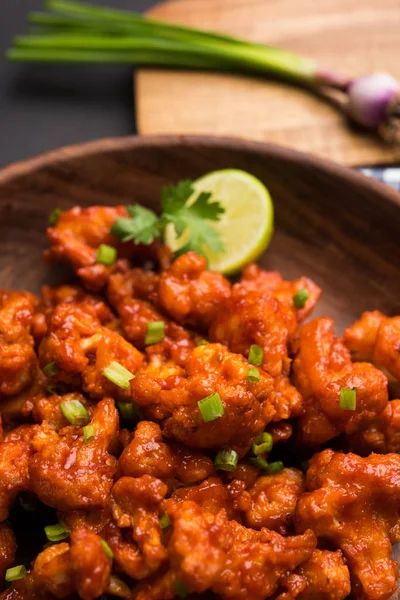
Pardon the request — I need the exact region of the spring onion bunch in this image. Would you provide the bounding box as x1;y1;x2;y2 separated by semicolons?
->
7;0;400;137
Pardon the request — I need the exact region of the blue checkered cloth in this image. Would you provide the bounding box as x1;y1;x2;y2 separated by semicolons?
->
359;167;400;192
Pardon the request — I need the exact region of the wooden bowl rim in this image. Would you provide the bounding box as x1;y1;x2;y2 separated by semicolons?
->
0;134;399;208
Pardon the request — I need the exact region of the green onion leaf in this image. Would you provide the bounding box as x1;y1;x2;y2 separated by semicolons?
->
266;461;284;475
5;566;26;582
214;448;238;471
159;512;171;529
83;425;95;443
198;392;224;423
101;539;114;560
96;243;117;266
60;399;90;426
145;321;165;345
248;344;263;366
174;582;188;598
45;384;65;396
249;456;269;470
48;208;62;226
43;361;57;377
117;400;144;422
44;521;70;542
339;386;357;410
252;432;273;456
293;288;309;309
247;367;261;384
197;339;209;346
102;361;135;390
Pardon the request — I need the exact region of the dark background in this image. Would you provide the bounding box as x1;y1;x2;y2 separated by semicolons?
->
0;0;155;167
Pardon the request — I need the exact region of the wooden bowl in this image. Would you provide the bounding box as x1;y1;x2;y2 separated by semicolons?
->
0;135;400;596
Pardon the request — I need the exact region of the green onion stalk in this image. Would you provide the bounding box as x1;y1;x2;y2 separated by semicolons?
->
7;0;400;136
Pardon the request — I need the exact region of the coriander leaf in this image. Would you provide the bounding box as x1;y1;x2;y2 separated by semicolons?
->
161;180;194;214
111;205;161;245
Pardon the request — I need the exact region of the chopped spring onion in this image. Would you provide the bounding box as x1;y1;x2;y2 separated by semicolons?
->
249;456;269;470
44;521;70;542
45;383;65;396
60;399;90;426
102;361;135;390
339;386;357;410
197;339;209;346
174;582;188;598
159;512;171;529
266;460;284;475
198;392;224;423
252;432;273;456
48;207;62;226
96;243;117;266
214;448;238;472
247;367;261;384
83;425;95;443
5;566;27;582
145;321;165;345
293;288;309;309
117;400;144;422
101;539;114;560
248;344;263;366
43;361;57;377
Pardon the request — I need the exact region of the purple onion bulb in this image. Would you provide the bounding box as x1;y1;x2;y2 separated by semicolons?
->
347;72;399;128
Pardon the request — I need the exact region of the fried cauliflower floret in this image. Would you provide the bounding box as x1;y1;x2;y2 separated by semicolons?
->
295;449;400;600
0;369;46;426
0;440;32;522
70;527;112;600
0;290;38;397
158;252;231;331
108;268;161;307
269;375;303;421
241;468;305;534
105;475;168;580
32;543;74;598
209;285;296;377
240;264;321;322
0;523;16;582
119;421;214;484
38;303;142;398
135;500;316;600
347;399;400;455
292;318;388;445
132;343;275;454
295;549;351;600
29;398;118;510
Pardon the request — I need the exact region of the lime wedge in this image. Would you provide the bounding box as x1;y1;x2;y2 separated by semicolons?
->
193;169;274;275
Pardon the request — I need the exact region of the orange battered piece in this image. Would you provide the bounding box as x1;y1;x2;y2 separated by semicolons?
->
209;285;296;377
135;500;316;600
292;317;388;445
0;439;32;522
296;449;400;600
347;399;400;454
38;303;142;397
240;264;321;322
108;268;161;307
0;524;16;582
29;398;118;510
344;310;400;381
132;343;275;454
119;421;214;485
0;290;38;397
158;252;231;330
295;549;351;600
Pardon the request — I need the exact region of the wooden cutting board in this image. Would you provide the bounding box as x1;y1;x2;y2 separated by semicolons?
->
135;0;400;166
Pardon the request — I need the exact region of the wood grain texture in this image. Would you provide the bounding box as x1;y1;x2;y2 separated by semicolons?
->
136;0;400;166
0;135;400;596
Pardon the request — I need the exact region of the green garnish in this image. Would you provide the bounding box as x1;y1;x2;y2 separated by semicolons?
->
83;425;95;443
45;383;65;396
174;582;188;598
159;512;171;529
111;180;224;259
5;566;26;582
214;448;238;472
197;339;209;346
48;207;62;226
266;461;284;475
96;243;117;265
249;456;269;470
117;400;144;422
44;521;70;542
100;539;114;559
145;321;165;346
248;344;263;366
43;361;57;377
102;361;135;390
339;387;357;410
247;367;261;384
252;432;273;456
293;288;309;309
198;392;224;423
249;456;284;474
60;399;90;426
